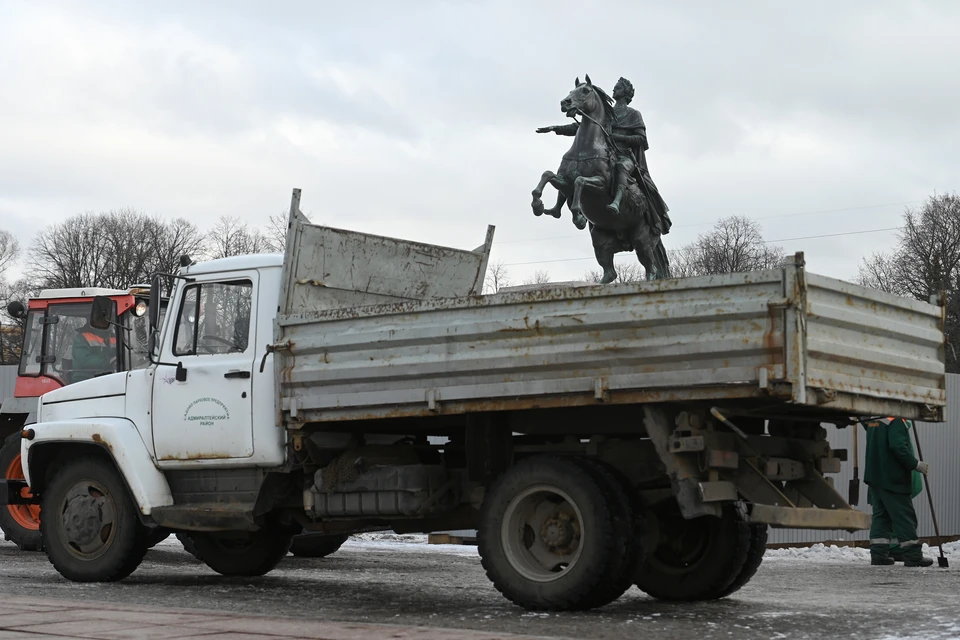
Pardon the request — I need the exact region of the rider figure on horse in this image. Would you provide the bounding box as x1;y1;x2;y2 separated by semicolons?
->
537;77;671;234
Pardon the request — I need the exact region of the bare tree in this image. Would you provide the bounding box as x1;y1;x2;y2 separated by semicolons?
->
485;260;511;293
857;193;960;372
583;260;646;283
675;216;785;277
0;229;19;279
523;270;551;285
206;216;278;259
266;211;288;251
30;210;205;289
0;278;41;364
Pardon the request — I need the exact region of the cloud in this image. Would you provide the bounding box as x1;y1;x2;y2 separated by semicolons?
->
0;0;957;285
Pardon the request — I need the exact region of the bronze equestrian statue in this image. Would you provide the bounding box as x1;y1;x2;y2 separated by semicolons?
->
531;75;671;283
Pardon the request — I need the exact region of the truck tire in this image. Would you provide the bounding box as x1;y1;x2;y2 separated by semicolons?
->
289;532;349;558
716;523;768;598
478;455;619;611
189;529;294;577
176;532;202;559
145;528;171;549
570;458;643;609
0;433;43;551
39;457;149;582
634;502;750;601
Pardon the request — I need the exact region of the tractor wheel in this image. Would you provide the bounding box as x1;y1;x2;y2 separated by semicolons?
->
0;432;43;551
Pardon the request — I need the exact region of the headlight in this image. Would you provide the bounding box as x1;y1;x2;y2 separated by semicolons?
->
134;301;148;317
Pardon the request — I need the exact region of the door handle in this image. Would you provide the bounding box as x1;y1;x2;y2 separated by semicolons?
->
224;370;251;379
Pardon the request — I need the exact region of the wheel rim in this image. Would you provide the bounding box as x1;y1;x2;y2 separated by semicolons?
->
5;452;41;531
500;484;585;583
56;478;119;560
648;507;711;574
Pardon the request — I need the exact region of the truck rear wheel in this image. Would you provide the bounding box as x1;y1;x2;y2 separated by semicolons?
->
634;502;750;601
0;433;43;551
478;455;619;611
39;457;148;582
571;458;644;609
289;532;349;558
716;522;768;598
190;528;294;577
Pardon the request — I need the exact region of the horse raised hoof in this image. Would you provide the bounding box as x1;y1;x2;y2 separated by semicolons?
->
532;198;545;216
599;269;618;284
572;212;587;230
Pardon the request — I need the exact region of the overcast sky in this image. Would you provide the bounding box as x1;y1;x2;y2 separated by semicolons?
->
1;0;958;285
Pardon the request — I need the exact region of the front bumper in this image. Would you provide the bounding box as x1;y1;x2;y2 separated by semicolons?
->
0;479;38;506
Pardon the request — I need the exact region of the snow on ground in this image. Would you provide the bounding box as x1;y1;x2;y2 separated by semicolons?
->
153;530;958;563
766;540;959;563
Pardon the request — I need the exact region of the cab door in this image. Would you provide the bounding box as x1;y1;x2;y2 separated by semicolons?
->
152;273;258;464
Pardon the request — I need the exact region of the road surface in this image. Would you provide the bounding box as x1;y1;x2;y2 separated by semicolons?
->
0;535;957;639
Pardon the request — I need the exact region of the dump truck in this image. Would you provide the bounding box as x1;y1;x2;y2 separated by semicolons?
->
1;188;946;611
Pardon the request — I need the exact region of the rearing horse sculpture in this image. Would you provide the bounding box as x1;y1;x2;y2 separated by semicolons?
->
531;75;670;283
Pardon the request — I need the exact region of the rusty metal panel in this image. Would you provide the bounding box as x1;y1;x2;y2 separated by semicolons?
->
274;229;946;427
277;189;494;322
277;270;792;424
802;272;946;418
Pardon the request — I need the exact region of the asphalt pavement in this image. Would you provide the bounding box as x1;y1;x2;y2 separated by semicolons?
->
1;536;958;639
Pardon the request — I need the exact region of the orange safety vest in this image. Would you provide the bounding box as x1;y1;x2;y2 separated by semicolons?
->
81;331;117;347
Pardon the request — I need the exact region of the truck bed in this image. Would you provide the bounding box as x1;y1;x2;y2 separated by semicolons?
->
274;202;946;427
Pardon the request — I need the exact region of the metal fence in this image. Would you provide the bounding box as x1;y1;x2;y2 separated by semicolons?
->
0;365;15;402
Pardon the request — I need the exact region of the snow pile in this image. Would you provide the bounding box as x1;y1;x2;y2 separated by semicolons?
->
766;541;958;563
766;543;870;563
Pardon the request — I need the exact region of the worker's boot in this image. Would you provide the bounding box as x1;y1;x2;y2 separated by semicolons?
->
902;546;934;567
890;544;905;562
870;554;895;566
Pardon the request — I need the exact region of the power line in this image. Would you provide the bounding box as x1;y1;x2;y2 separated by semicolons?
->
496;200;917;246
501;226;898;267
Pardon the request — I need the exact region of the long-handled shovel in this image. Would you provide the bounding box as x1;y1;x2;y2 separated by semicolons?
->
912;425;949;568
848;422;860;506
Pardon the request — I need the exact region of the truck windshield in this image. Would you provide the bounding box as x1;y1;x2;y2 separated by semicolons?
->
127;299;166;370
19;302;121;384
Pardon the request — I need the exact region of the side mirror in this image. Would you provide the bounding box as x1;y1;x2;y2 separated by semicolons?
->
6;300;25;319
149;276;161;329
90;296;113;330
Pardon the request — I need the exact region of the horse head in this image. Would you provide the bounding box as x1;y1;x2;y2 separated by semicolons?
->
560;75;613;123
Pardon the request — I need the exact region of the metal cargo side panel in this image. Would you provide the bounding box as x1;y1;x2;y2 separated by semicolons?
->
277;271;790;423
277;191;495;317
802;273;946;419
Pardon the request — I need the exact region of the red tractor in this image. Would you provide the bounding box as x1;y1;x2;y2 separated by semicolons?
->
1;286;160;550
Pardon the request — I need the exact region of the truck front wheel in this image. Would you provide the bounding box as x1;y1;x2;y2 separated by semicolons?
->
634;502;751;601
189;528;294;576
40;457;148;582
0;433;43;551
478;455;619;611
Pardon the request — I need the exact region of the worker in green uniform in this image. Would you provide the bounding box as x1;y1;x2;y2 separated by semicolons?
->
863;416;933;567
